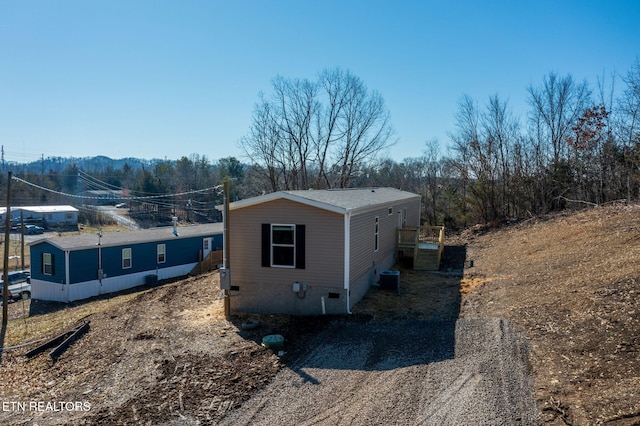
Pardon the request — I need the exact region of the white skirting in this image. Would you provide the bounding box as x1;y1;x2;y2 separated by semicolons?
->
31;263;197;302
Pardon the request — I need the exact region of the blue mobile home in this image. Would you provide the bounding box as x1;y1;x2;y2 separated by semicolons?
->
29;224;223;302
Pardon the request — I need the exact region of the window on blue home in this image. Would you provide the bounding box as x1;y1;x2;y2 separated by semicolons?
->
122;248;132;269
374;216;379;252
43;253;54;275
261;224;305;269
157;244;166;263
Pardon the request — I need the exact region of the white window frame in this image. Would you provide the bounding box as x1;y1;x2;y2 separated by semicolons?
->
43;253;53;275
122;248;132;269
271;224;296;268
374;216;379;252
157;244;166;264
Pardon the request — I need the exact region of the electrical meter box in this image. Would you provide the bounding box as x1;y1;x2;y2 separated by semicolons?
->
219;268;231;290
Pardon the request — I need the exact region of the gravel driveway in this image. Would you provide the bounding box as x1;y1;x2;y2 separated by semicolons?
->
221;317;540;425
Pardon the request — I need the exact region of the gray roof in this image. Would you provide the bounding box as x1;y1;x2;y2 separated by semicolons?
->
30;223;223;251
230;187;420;215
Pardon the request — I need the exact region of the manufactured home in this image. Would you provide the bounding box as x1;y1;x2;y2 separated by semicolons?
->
29;223;223;302
226;187;421;315
0;205;79;229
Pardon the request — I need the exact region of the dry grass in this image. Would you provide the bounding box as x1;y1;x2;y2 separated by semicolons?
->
352;267;462;321
461;203;640;424
3;290;146;348
459;276;497;294
2;224;134;346
0;237;31;273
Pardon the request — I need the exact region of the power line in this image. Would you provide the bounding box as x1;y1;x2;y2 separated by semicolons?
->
11;175;221;201
77;170;124;191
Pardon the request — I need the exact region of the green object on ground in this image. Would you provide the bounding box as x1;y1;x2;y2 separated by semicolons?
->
262;334;284;348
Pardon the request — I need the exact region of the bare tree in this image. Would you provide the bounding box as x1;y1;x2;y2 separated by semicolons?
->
565;105;609;203
527;72;591;210
451;95;495;221
449;93;524;223
314;68;351;188
527;72;591;165
241;95;285;192
272;76;318;190
481;94;521;217
422;139;441;225
240;68;395;191
448;96;476;223
617;59;640;200
331;75;395;188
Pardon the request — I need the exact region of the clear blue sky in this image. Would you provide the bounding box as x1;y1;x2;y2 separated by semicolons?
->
1;1;638;165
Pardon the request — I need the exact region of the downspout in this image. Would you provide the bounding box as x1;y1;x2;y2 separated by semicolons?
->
65;250;71;303
344;212;352;314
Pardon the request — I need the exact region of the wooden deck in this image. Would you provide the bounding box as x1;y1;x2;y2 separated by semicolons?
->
396;225;445;271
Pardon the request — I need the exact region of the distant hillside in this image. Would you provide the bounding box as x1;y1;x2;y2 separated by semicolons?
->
5;155;166;174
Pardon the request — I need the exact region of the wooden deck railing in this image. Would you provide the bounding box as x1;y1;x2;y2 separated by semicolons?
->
420;225;445;246
396;225;445;270
397;226;420;246
191;250;224;275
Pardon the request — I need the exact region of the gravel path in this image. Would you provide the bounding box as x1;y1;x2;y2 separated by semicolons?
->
221;317;540;425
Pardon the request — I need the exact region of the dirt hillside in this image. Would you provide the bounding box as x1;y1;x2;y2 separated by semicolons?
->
0;203;638;425
460;203;640;425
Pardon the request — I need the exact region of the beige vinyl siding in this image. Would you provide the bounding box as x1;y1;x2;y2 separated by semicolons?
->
403;199;421;226
228;190;421;314
349;198;420;283
395;199;421;227
231;198;344;289
349;206;397;283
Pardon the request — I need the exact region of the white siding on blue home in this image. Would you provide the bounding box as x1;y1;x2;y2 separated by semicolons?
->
30;224;223;302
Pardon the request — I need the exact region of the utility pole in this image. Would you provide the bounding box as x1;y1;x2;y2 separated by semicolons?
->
3;172;12;325
223;179;230;320
20;210;25;270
